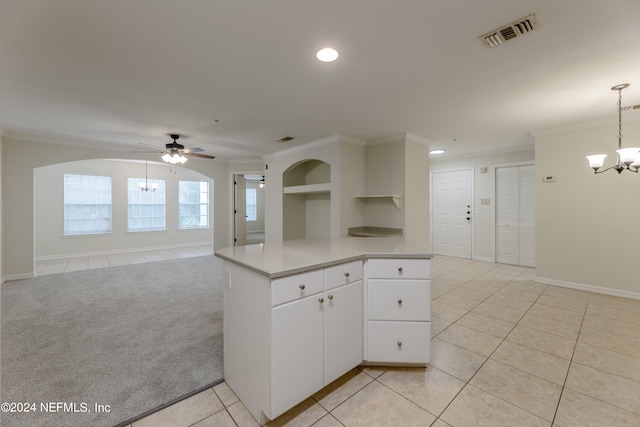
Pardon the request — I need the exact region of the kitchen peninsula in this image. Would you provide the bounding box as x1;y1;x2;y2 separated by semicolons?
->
215;237;432;424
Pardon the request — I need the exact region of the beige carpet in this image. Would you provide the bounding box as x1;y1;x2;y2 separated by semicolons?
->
1;255;224;427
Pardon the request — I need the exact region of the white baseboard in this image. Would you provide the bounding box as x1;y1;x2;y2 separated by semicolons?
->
472;256;493;263
3;272;35;283
535;276;640;301
35;241;213;263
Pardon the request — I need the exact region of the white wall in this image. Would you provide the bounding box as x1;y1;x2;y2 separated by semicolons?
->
430;148;535;261
364;140;405;229
34;159;213;259
535;120;640;298
2;138;243;279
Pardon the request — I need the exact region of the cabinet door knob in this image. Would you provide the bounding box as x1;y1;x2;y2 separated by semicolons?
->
397;299;403;305
398;267;403;274
328;294;334;300
344;272;350;278
318;297;324;304
397;341;403;348
299;284;306;290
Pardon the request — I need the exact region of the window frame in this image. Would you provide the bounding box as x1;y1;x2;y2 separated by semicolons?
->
127;177;166;232
63;173;113;236
178;180;210;229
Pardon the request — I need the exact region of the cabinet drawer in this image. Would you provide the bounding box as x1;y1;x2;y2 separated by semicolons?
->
325;260;363;290
367;321;430;364
272;270;324;307
367;258;430;279
368;280;430;321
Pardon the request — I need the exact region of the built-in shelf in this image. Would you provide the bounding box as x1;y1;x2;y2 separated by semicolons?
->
284;183;331;195
354;195;401;209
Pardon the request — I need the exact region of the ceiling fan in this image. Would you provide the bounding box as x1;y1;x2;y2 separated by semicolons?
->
134;134;215;164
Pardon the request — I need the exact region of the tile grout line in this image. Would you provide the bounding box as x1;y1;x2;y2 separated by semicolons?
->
549;292;590;425
435;275;558;425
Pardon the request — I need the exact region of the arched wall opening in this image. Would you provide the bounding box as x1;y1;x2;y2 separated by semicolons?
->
2;137;231;280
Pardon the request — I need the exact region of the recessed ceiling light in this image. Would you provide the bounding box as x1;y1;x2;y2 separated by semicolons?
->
430;149;446;154
316;47;339;62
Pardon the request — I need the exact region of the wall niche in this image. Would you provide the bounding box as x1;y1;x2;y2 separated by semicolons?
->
282;159;331;240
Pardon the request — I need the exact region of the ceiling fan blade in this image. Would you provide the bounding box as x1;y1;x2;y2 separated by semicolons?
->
183;147;204;153
185;152;216;159
139;142;164;149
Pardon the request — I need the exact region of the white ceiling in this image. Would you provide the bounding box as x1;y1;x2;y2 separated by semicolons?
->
1;0;639;160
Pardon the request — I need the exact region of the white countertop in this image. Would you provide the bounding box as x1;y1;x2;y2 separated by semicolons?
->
215;237;431;278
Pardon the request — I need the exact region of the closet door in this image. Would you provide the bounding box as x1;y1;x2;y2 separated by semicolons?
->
517;166;535;267
495;165;535;267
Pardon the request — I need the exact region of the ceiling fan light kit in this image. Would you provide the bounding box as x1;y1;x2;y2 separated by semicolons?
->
162;152;188;164
586;84;640;174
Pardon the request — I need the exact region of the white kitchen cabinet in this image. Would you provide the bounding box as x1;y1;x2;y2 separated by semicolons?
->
324;280;363;384
217;237;431;425
272;291;324;417
365;258;431;364
223;259;363;424
271;264;362;417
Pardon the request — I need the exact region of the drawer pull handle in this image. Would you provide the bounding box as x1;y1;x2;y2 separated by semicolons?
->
299;284;306;290
328;294;334;300
318;298;324;304
397;341;403;348
397;299;403;305
398;267;403;274
344;272;350;278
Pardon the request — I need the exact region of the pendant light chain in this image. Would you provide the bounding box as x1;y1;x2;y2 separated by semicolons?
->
617;86;623;149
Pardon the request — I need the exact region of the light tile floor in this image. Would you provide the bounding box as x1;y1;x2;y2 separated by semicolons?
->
128;255;640;426
35;244;214;276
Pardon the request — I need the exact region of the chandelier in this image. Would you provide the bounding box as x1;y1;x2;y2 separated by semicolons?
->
139;161;158;192
586;84;640;174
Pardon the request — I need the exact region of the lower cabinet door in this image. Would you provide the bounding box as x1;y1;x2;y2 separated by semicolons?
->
367;321;430;364
271;295;324;418
324;281;363;385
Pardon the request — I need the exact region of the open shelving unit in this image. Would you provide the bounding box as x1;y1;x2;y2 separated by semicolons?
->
354;194;402;209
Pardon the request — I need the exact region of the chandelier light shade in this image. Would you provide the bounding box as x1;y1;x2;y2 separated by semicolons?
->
586;83;640;174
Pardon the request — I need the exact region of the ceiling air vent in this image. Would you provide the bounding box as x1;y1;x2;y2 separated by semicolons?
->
480;13;538;48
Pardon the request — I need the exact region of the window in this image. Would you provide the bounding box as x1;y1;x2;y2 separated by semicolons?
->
128;177;166;231
64;174;112;235
178;181;209;229
246;188;257;221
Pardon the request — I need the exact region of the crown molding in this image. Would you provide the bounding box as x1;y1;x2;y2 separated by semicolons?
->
366;132;432;147
531;110;640;138
264;134;366;160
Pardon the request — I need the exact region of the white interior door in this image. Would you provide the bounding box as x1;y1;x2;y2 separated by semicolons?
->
234;175;247;246
495;165;535;267
431;170;472;258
